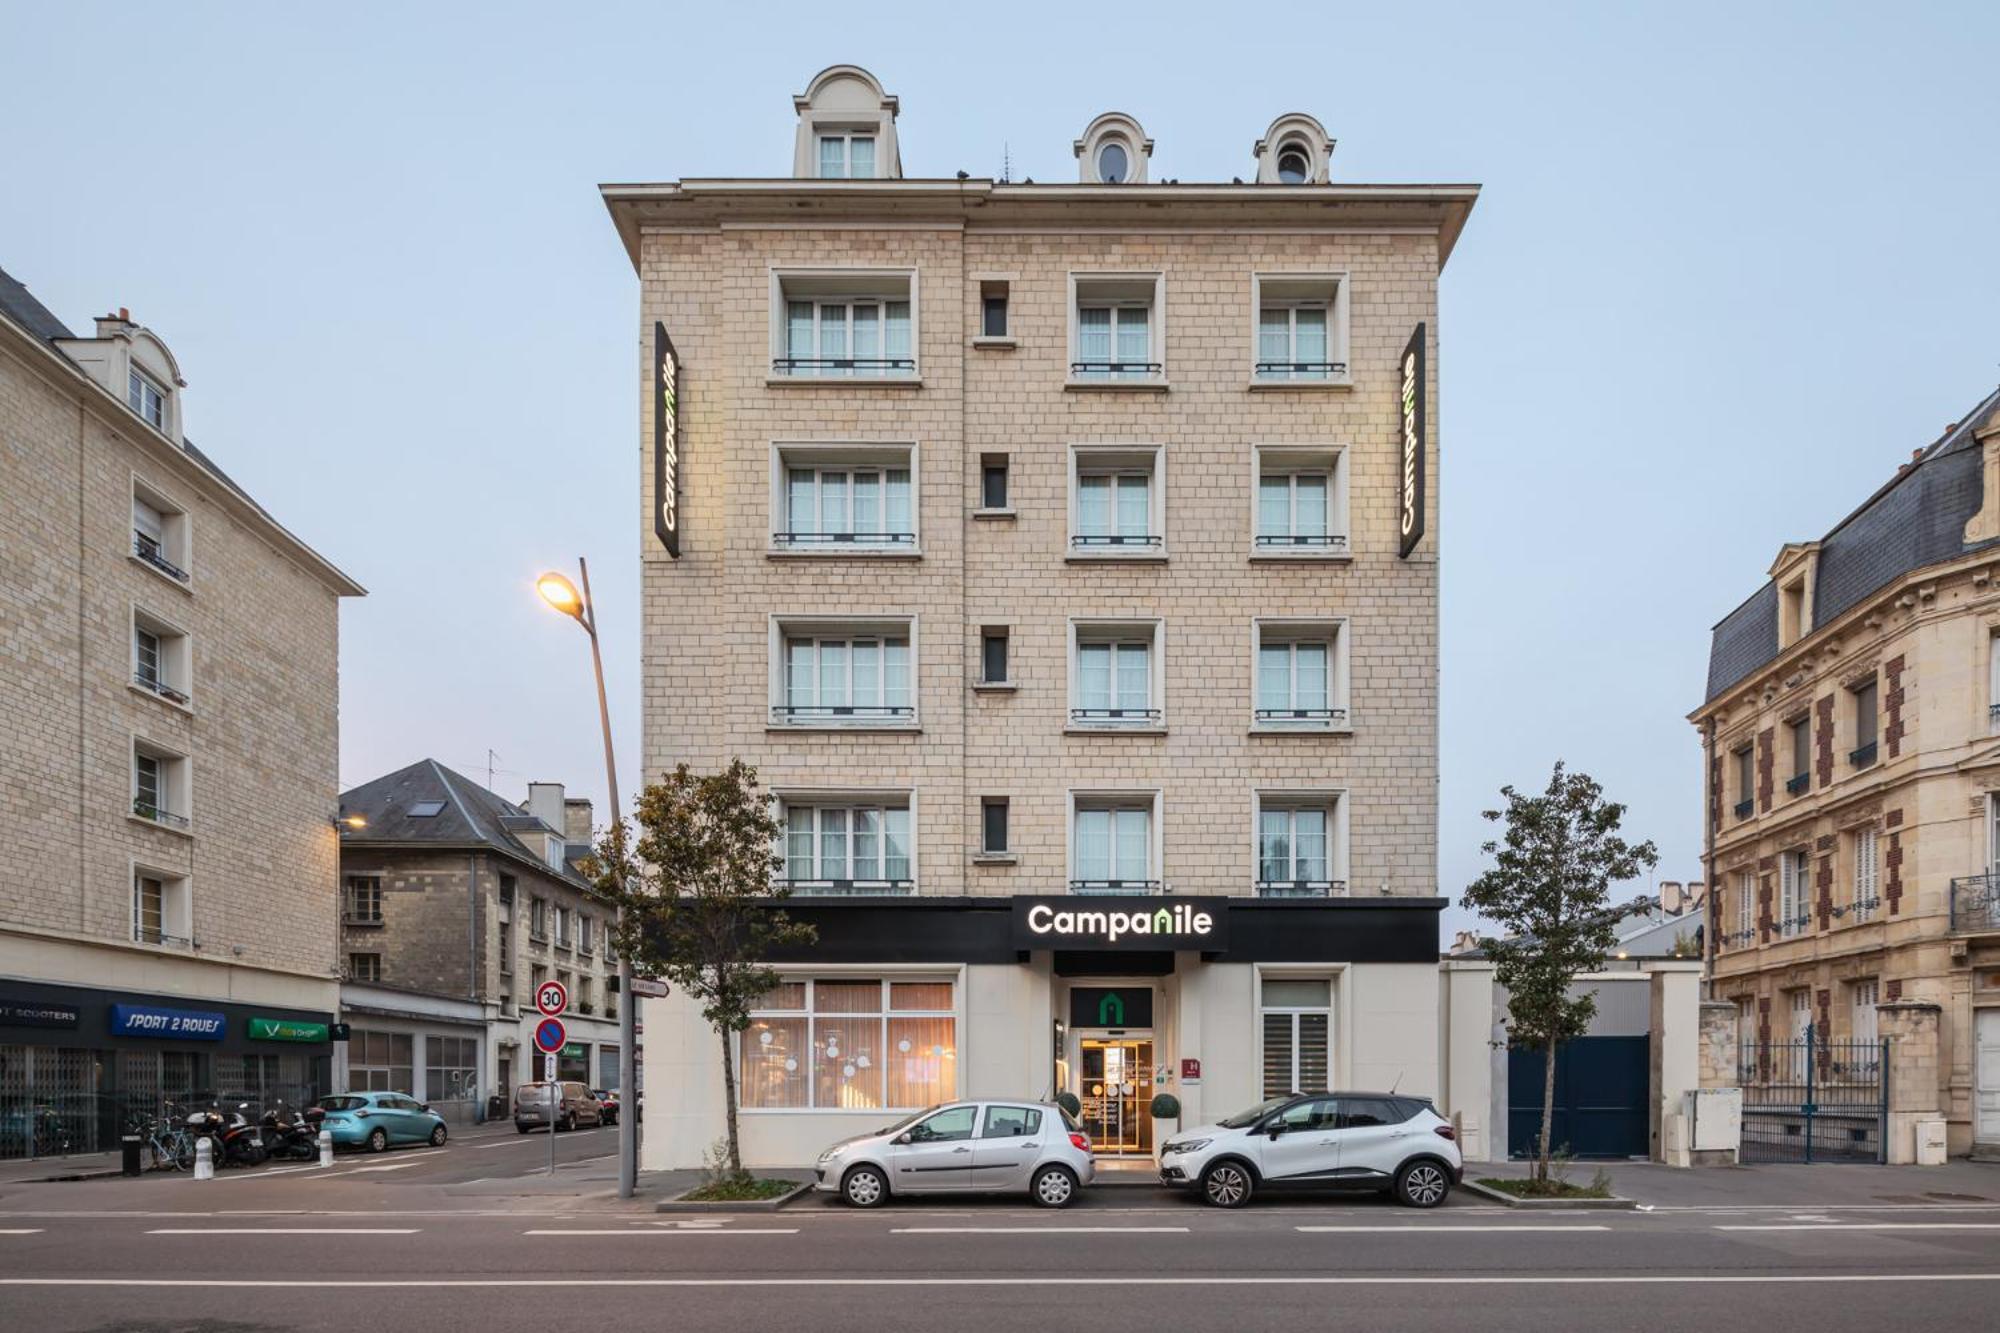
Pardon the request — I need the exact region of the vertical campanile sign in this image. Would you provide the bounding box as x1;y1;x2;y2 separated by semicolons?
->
653;321;681;558
1398;322;1426;560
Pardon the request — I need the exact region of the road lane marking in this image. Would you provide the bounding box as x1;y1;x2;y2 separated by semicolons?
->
1716;1222;2000;1232
522;1228;799;1236
145;1228;420;1235
1295;1225;1612;1233
6;1274;2000;1289
892;1226;1189;1235
0;1229;44;1235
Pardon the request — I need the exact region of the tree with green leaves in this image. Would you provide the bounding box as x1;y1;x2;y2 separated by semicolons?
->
1460;762;1657;1183
594;759;814;1177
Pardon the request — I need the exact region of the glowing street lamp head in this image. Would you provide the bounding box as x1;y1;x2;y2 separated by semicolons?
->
537;572;584;620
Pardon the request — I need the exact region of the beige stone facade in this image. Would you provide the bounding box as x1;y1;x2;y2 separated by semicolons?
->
1695;388;2000;1154
0;271;361;1141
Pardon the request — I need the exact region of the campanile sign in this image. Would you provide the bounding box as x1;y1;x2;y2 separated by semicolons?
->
653;321;681;558
1010;897;1229;952
1397;322;1426;560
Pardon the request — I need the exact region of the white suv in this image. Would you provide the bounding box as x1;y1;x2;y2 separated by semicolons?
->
1159;1092;1461;1208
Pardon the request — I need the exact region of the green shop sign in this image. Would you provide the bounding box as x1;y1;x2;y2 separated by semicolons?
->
562;1042;587;1059
249;1018;329;1043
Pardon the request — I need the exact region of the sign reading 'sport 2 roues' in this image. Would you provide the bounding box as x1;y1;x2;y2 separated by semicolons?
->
1012;897;1229;952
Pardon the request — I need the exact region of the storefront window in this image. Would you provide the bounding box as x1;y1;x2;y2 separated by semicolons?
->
348;1030;414;1093
425;1035;478;1103
1260;978;1332;1098
741;978;955;1110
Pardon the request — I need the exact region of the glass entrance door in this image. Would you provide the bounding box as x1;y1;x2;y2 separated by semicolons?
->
1079;1037;1154;1155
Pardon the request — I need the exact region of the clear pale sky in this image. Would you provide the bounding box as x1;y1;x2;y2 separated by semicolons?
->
5;2;1995;936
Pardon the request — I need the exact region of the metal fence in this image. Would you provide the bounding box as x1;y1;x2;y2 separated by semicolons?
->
1738;1025;1887;1163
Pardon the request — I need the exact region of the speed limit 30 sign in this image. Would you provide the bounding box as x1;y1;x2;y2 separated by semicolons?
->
535;979;569;1016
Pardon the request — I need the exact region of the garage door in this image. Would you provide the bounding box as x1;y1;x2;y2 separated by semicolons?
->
1507;1036;1648;1160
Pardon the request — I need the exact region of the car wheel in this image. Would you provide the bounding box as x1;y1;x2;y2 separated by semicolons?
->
429;1124;448;1147
562;1113;576;1133
1201;1160;1254;1208
842;1164;889;1208
1029;1165;1078;1208
1395;1160;1451;1209
516;1123;531;1134
366;1128;389;1154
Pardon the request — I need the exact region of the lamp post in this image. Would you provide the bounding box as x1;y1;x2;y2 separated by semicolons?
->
537;558;637;1200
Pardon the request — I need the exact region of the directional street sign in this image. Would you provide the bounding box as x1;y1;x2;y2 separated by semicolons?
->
543;1051;558;1081
534;1016;568;1054
535;979;569;1016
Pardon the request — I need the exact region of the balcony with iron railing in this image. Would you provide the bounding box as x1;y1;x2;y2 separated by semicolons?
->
1068;879;1163;895
770;704;916;726
770;530;917;550
132;530;189;583
131;798;190;831
1253;360;1348;382
132;672;190;707
1069;360;1164;384
1950;872;2000;934
1254;706;1348;729
1849;740;1878;769
771;356;916;378
1254;532;1349;552
1069;532;1163;552
1735;798;1756;820
782;879;916;897
132;927;194;949
1255;879;1345;898
1068;707;1163;729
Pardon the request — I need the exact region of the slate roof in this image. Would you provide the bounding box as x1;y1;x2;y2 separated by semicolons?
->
1705;385;2000;702
338;759;598;891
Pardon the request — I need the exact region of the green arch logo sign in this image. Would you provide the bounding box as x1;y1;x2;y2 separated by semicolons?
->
1097;992;1125;1025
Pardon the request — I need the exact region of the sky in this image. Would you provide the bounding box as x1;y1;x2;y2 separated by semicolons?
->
4;1;1996;938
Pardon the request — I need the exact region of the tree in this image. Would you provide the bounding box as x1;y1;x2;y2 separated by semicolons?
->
596;759;814;1177
1460;762;1657;1183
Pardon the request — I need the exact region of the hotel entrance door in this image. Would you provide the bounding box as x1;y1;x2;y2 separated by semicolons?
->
1079;1037;1154;1155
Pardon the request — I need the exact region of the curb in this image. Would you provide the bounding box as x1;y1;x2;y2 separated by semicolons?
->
1460;1179;1640;1210
654;1179;816;1213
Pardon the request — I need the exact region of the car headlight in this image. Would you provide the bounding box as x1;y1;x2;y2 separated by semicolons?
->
817;1148;839;1163
1163;1138;1210;1155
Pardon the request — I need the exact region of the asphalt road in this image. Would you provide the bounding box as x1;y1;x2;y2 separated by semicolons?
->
5;1169;2000;1333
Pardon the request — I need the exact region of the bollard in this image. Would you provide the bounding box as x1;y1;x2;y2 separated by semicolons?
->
317;1127;333;1167
193;1134;214;1181
121;1134;143;1177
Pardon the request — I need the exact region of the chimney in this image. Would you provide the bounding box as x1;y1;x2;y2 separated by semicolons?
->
563;797;595;847
525;782;565;832
1660;881;1684;914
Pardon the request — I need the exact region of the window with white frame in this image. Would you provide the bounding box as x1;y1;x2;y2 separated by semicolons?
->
131;478;190;583
1737;998;1758;1081
1778;849;1807;938
132;609;191;706
781;800;915;893
128;366;168;429
1255;794;1343;897
132;868;190;946
1990;630;2000;732
342;874;383;925
1252;275;1349;382
1069;621;1162;728
774;623;915;726
1851;978;1879;1048
816;131;877;179
772;272;916;378
741;978;957;1110
1254;447;1346;553
1736;869;1755;945
1069;274;1163;382
1254;621;1347;730
132;741;189;831
1788;987;1812;1043
554;905;572;949
1852;827;1879;923
774;445;916;549
1260;978;1332;1098
1069;446;1164;553
1070;794;1158;894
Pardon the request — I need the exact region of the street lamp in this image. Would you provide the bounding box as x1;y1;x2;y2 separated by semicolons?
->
536;557;637;1200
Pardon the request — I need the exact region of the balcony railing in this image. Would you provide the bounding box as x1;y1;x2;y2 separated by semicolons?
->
1776;913;1812;939
1950;873;2000;934
1785;773;1810;796
1068;707;1163;727
771;531;917;549
1068;879;1163;895
1734;799;1755;819
1255;879;1345;898
1849;740;1878;768
1254;707;1347;727
1990;702;2000;731
133;672;190;707
782;879;916;897
770;704;916;725
133;928;193;948
1069;360;1164;380
1253;360;1348;380
1070;533;1163;550
132;531;189;583
1254;533;1349;551
131;799;190;830
771;357;916;377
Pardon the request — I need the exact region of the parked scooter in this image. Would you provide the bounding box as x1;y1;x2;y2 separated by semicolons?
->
183;1104;232;1167
218;1103;268;1166
260;1101;317;1161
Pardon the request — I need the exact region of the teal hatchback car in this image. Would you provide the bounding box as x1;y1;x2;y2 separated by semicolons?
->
315;1092;449;1152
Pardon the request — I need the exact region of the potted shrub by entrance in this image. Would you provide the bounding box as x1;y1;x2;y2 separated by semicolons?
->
1149;1092;1181;1156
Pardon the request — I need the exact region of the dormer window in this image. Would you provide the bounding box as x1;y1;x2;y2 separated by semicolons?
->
792;65;901;180
129;367;168;429
1097;142;1130;184
817;132;876;179
1074;113;1152;185
1276;148;1310;184
1253;114;1335;185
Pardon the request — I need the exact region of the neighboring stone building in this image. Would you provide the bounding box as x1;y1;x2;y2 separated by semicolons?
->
1693;386;2000;1156
335;760;624;1119
0;265;363;1156
607;65;1478;1168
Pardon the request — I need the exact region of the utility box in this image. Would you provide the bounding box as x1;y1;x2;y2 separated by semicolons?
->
1916;1118;1947;1166
1688;1087;1742;1156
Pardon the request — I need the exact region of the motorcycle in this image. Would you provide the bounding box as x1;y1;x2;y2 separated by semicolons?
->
219;1103;268;1166
183;1105;232;1167
260;1101;317;1161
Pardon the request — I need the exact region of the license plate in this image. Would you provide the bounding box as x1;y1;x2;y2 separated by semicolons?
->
250;1136;263;1146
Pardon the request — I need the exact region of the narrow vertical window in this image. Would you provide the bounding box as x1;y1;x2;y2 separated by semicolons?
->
1851;679;1878;766
980;281;1009;338
1853;828;1878;923
980;628;1009;685
981;798;1009;855
980;456;1009;510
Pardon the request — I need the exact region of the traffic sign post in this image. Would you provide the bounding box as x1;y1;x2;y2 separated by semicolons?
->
533;992;568;1177
536;979;569;1017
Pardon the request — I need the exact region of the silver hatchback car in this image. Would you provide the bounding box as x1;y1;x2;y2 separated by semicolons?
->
815;1099;1095;1208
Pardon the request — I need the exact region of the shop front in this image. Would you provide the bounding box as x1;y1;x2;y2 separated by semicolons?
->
0;979;335;1160
336;983;488;1124
637;895;1444;1171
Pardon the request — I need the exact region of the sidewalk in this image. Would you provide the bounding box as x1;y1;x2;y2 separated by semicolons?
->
0;1148;125;1184
1470;1157;2000;1208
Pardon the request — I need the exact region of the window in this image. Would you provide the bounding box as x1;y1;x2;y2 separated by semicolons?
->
132;868;188;946
497;881;515;977
816;132;876;179
128;367;167;429
1991;632;2000;732
1096;141;1129;183
131;609;191;706
1778;850;1807;939
1276;147;1311;184
579;915;595;955
741;978;957;1111
979;628;1010;685
342;875;383;925
1736;998;1758;1081
1853;828;1879;923
773;445;916;550
979;281;1010;339
554;906;571;949
1261;978;1332;1098
772;271;916;378
131;479;190;583
979;455;1010;511
1851;679;1878;767
1254;448;1346;553
981;798;1009;855
1851;979;1879;1047
407;800;445;818
783;802;914;892
529;963;547;1004
1256;795;1342;896
1070;622;1162;728
982;1105;1042;1138
776;627;914;726
131;741;189;830
1252;275;1349;383
426;1035;478;1103
1787;716;1811;795
1069;446;1164;553
1069;274;1164;382
1788;988;1812;1044
530;897;549;942
1070;796;1157;894
348;1029;411;1091
1254;621;1347;730
1733;745;1755;819
349;953;383;984
1780;577;1807;648
577;975;594;1015
1736;869;1755;944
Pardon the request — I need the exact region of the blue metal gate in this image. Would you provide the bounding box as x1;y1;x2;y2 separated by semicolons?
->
1739;1025;1886;1163
1507;1036;1650;1160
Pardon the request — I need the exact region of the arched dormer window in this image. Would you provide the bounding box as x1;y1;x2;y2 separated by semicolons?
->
1253;114;1335;185
1074;113;1153;185
792;64;902;180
